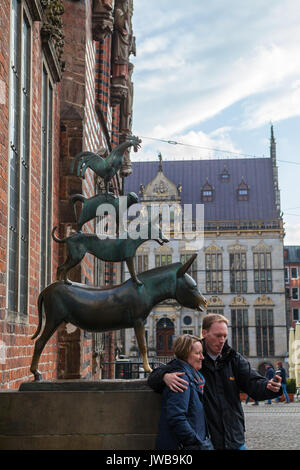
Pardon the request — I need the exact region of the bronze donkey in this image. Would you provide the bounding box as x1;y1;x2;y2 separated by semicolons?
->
30;254;206;381
52;217;169;285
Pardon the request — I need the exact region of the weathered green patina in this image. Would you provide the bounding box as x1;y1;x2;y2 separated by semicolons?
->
30;255;206;381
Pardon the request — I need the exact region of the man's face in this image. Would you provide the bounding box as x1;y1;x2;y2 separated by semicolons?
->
202;321;228;356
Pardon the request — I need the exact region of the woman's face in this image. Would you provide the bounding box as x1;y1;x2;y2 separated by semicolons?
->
187;341;204;370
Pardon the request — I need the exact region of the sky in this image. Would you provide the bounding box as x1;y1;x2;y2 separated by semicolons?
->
129;0;300;245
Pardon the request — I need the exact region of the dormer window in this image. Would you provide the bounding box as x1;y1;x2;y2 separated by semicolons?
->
201;178;214;202
237;177;249;201
220;166;230;182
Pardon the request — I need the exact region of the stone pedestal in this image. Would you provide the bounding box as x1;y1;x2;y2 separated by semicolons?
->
0;380;161;450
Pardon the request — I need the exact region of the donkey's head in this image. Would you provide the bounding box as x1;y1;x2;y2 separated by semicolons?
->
175;254;207;312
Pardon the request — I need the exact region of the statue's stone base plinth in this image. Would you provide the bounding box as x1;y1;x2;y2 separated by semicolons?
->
0;380;161;450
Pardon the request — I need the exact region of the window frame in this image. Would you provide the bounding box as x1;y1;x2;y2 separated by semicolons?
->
293;308;300;321
255;308;274;357
229;252;247;294
291;267;299;279
205;252;223;293
135;253;149;274
292;287;299;300
253;251;272;294
7;0;33;316
155;253;172;267
40;59;54;291
284;267;289;283
231;308;249;356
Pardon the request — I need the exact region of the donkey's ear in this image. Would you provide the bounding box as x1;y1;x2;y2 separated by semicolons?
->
177;253;197;278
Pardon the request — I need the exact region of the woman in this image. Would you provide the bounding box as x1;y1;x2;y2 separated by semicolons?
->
156;334;213;450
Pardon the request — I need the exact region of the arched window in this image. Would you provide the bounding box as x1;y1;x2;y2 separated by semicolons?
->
156;318;175;356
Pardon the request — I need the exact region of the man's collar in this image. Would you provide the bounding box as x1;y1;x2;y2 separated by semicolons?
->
201;339;233;362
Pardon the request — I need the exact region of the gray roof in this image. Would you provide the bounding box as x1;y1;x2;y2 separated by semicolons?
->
284;246;300;263
124;157;278;221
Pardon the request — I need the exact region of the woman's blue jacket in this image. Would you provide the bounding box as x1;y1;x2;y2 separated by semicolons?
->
156;359;208;450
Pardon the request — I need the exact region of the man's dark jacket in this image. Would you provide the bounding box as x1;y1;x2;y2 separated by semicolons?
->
147;340;282;450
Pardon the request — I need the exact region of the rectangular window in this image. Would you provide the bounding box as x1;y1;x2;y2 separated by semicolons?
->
255;309;274;357
253;252;272;293
183;329;193;335
8;0;31;314
180;253;197;283
293;309;300;321
284;267;289;283
205;252;223;293
230;252;247;293
292;288;299;300
291;267;298;279
206;308;224;315
40;64;53;290
155;254;172;267
231;309;249;356
135;254;148;274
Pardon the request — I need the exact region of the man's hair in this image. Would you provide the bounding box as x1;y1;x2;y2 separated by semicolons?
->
173;334;201;362
202;313;228;331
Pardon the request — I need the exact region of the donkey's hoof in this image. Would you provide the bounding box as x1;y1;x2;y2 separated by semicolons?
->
33;370;43;382
135;279;143;286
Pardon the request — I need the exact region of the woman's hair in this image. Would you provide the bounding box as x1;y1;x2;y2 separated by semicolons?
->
173;334;202;361
202;313;228;331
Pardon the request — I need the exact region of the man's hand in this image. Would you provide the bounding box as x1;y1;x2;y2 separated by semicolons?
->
163;372;189;392
266;375;282;393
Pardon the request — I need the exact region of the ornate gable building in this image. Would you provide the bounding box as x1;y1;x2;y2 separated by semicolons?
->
124;127;287;373
0;0;136;388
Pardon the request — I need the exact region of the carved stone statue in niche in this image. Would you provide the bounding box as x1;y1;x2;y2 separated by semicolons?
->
120;62;134;134
112;0;130;79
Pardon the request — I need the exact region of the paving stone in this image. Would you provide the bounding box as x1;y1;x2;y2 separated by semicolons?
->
243;401;300;450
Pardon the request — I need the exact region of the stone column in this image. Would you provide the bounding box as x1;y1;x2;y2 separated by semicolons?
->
288;327;295;379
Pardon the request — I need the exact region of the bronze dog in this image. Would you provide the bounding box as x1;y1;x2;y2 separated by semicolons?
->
30;254;207;381
52;218;169;285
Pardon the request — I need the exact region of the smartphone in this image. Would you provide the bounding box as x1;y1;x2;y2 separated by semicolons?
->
272;369;281;382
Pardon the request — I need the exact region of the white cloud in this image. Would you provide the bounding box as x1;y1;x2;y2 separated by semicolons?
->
243;81;300;129
132;128;241;162
284;220;300;245
132;0;300;137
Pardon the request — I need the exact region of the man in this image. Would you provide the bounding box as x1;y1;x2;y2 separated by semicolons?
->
265;363;275;404
147;314;282;450
275;361;290;404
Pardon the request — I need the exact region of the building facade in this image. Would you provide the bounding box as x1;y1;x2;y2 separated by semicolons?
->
284;246;300;328
123;128;287;373
0;0;136;388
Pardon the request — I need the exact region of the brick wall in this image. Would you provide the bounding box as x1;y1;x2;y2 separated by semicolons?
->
0;0;10;324
0;0;134;387
0;5;61;388
285;262;300;328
